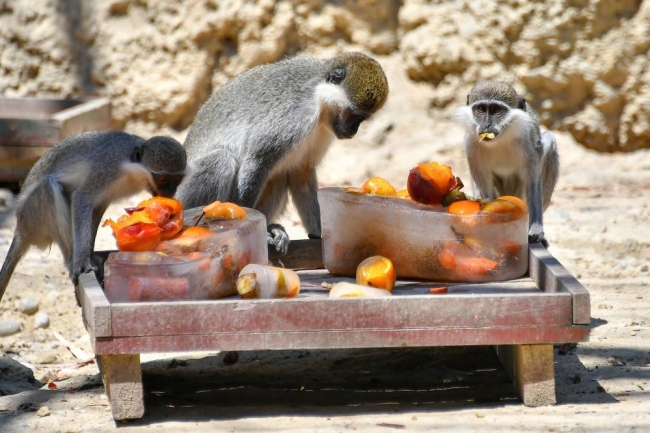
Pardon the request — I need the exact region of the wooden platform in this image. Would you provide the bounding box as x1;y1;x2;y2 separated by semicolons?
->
77;242;590;420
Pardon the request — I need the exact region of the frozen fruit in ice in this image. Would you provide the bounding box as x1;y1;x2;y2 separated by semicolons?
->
356;255;396;292
137;197;184;240
103;211;162;252
407;162;459;205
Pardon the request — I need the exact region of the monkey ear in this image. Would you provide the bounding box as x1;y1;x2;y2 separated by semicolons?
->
518;96;527;110
132;145;144;163
466;95;470;106
326;67;346;85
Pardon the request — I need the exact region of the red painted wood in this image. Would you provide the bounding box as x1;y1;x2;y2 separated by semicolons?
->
93;325;590;355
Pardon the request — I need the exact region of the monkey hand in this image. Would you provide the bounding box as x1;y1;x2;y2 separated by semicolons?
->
528;224;549;248
267;223;290;255
71;260;99;286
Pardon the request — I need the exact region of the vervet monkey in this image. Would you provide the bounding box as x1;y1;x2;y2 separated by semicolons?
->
175;52;389;254
454;81;559;247
0;131;189;302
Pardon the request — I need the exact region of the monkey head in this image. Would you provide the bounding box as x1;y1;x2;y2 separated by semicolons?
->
323;53;389;139
465;81;527;142
133;136;188;197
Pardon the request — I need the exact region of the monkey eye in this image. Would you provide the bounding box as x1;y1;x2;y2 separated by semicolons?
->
326;67;347;84
475;105;486;115
492;106;503;115
155;174;168;183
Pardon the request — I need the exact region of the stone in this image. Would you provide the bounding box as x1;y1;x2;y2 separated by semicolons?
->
0;319;21;337
17;297;39;315
34;312;50;329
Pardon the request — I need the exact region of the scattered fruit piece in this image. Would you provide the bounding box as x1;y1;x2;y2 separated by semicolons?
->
396;189;411;199
361;177;397;196
356;255;396;292
448;200;481;215
344;187;366;195
407;162;459;205
429;287;449;294
329;282;392;298
203;201;248;220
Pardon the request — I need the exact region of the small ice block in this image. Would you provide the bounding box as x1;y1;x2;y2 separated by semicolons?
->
103;207;269;302
318;187;528;283
236;264;301;299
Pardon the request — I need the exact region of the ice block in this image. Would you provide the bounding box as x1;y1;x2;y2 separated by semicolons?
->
103;207;268;302
318;187;528;283
236;264;301;299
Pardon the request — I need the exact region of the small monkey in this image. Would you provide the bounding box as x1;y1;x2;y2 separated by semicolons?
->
0;131;189;302
454;81;559;247
175;52;389;254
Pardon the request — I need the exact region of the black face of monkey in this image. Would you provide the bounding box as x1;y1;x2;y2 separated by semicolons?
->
331;110;367;139
471;101;510;140
149;172;186;197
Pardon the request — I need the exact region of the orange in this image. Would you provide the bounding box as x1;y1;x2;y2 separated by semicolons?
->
361;177;397;196
497;195;528;214
407;162;459;206
203;201;247;220
356;255;396;292
447;200;481;215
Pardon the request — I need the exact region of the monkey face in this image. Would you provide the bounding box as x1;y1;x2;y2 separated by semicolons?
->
330;109;367;139
150;173;186;197
472;101;510;141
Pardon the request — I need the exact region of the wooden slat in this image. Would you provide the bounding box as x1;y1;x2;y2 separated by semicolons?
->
108;291;573;337
529;244;591;325
268;238;323;269
0;118;60;145
495;344;556;406
54;97;112;138
79;273;112;337
0;97;79;118
93;325;590;355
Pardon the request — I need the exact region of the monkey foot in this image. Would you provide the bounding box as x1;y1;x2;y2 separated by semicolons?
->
267;223;290;255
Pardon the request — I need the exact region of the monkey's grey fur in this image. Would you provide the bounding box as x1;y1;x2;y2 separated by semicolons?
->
176;52;389;254
0;131;189;302
454;81;559;247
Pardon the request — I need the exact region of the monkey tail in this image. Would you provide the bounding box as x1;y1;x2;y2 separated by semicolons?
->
44;174;73;263
0;234;29;302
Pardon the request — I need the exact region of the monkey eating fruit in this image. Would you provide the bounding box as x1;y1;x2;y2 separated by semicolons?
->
454;80;559;247
175;52;389;254
0;131;189;302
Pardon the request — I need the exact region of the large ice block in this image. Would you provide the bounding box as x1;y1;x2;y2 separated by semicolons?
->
318;187;528;283
103;207;268;302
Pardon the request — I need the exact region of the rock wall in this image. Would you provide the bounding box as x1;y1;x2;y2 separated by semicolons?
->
1;0;648;152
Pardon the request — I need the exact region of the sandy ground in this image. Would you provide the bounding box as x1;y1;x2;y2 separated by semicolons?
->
0;54;649;432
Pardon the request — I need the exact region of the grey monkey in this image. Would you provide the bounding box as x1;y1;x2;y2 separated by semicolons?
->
175;52;389;254
454;81;559;247
0;131;189;302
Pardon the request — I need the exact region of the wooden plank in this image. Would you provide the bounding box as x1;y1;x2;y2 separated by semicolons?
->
79;273;112;337
495;344;556;406
97;354;144;420
0;118;60;145
529;244;591;325
93;325;590;355
54;97;112;138
108;291;574;337
0;97;79;118
268;238;324;269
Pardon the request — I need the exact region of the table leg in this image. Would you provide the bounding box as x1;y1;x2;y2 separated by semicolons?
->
495;344;556;406
97;354;144;420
